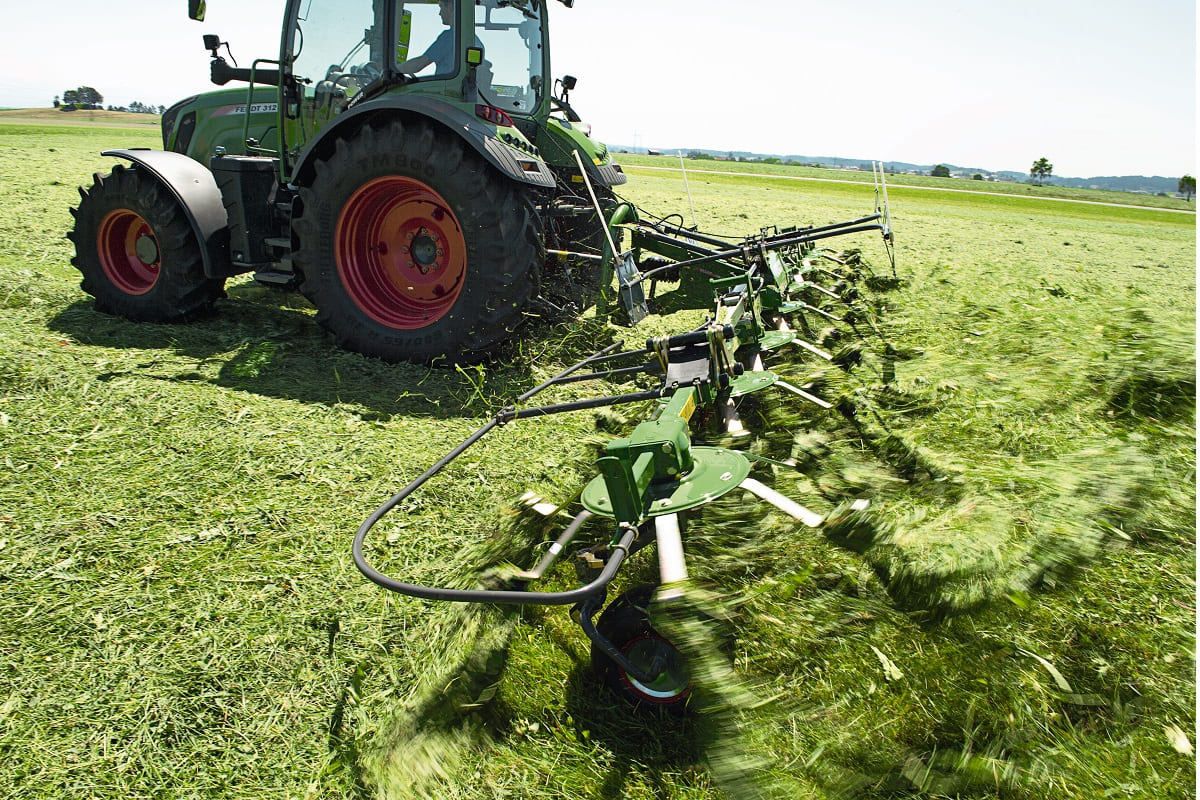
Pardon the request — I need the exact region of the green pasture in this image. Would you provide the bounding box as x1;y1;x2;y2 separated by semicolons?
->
0;121;1194;799
616;152;1196;212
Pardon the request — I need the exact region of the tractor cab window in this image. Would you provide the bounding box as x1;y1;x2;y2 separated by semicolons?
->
394;1;461;78
473;0;544;116
287;0;389;136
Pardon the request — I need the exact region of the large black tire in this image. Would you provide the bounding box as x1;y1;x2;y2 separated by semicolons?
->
68;164;225;321
293;118;542;363
591;584;692;713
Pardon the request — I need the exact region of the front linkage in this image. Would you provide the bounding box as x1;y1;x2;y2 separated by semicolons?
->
353;184;894;710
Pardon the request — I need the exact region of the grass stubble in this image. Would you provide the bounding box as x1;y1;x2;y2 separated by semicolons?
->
0;119;1194;798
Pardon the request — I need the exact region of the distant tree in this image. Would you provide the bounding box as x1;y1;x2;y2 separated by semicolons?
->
1031;157;1053;185
1178;174;1195;201
60;86;104;109
931;164;951;178
972;174;984;181
158;105;166;114
52;95;60;108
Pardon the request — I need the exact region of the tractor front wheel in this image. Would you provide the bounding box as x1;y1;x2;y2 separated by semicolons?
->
294;119;542;363
69;164;224;321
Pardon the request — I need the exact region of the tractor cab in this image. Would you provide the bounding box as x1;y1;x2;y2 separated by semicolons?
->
280;0;544;142
178;2;557;176
169;0;619;194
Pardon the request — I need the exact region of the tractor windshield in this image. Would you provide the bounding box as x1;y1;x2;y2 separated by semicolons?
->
473;0;544;116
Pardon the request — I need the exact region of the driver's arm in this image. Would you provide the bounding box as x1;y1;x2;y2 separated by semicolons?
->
395;53;433;73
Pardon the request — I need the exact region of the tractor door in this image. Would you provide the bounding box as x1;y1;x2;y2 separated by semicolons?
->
283;0;390;149
281;1;460;166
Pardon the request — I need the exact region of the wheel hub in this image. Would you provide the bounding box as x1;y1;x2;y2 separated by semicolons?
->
97;208;160;295
336;177;467;329
134;233;159;266
409;231;440;272
622;636;691;701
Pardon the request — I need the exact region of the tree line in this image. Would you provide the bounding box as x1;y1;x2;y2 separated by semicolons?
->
53;86;164;115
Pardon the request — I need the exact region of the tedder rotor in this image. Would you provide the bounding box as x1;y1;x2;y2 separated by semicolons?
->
353;164;899;711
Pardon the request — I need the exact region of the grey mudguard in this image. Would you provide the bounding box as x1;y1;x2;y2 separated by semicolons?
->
101;149;234;278
287;95;557;189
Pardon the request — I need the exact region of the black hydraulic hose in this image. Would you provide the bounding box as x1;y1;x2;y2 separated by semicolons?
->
352;340;640;605
500;388;664;422
354;519;637;606
645;220;737;249
517;340;626;402
761;213;883;244
548;362;661;386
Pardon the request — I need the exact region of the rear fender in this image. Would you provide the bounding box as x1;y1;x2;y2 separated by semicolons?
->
538;117;627;188
101;149;235;279
287;95;556;190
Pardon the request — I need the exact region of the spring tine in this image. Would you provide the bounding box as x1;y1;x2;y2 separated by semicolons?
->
739;478;824;527
519;491;558;517
775;380;833;409
792;338;834;361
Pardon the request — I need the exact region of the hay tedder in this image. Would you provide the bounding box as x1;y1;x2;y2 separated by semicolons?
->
354;161;899;710
68;0;902;711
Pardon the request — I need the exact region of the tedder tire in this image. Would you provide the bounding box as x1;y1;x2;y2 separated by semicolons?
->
591;584;692;713
293;118;542;363
69;164;224;321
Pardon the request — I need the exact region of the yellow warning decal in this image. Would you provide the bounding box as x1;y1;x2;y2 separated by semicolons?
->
679;392;696;422
396;11;412;61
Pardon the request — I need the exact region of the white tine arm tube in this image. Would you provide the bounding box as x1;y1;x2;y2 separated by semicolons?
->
655;513;688;586
775;380;834;410
740;478;825;527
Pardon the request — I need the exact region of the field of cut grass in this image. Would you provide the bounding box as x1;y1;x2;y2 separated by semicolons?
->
0;119;1194;799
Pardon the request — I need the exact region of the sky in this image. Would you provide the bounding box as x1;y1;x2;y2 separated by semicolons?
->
1;0;1194;178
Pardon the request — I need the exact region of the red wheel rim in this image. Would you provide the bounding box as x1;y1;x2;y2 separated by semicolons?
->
336;176;467;329
618;635;692;705
97;209;160;295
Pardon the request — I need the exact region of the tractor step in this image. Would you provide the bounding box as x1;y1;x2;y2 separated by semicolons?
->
252;269;298;288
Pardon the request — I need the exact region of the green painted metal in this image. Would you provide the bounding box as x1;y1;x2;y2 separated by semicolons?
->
581;445;751;521
758;329;795;351
728;370;777;398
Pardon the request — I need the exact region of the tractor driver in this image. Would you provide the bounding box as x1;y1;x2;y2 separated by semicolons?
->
396;0;474;77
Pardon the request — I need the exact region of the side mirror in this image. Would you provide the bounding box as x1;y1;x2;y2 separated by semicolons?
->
188;0;207;21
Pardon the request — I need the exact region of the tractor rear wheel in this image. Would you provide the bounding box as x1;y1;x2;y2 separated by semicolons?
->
69;164;224;321
293;119;542;363
591;584;692;713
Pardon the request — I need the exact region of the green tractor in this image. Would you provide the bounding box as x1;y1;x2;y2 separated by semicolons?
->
69;0;625;362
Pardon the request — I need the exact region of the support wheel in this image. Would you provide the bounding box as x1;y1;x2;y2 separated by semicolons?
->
293;118;542;363
591;584;692;713
69;164;224;321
